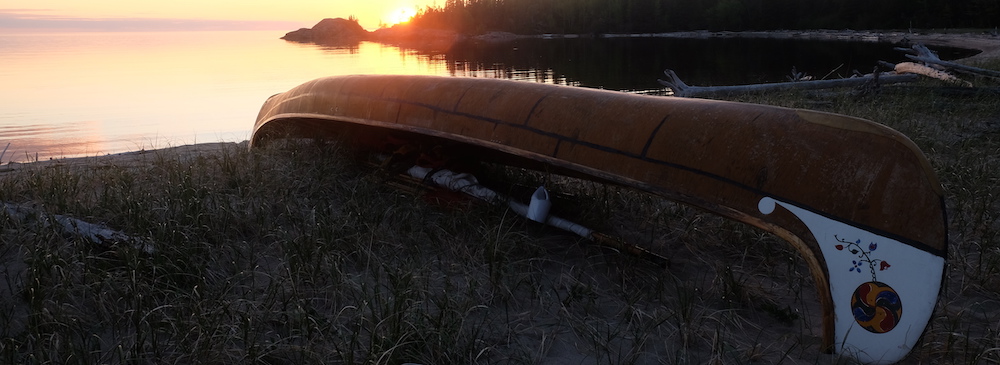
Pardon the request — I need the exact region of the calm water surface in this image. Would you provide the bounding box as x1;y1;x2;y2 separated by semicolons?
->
0;30;936;163
0;31;458;162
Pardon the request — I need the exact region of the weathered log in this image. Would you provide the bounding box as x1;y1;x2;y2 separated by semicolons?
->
894;43;944;71
905;55;1000;79
894;62;973;86
895;43;1000;80
658;69;918;97
2;202;152;253
894;44;941;61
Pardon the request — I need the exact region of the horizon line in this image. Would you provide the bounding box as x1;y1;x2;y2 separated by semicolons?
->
0;10;306;32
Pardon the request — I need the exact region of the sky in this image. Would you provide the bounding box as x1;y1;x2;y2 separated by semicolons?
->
0;0;434;31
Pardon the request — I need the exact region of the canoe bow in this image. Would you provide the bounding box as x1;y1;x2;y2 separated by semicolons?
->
250;75;946;364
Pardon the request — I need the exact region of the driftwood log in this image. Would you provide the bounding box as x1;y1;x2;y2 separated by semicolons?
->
2;202;152;253
662;42;999;98
894;43;1000;80
658;69;918;97
906;55;1000;79
893;62;973;86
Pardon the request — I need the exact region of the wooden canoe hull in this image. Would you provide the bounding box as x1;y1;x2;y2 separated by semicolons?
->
251;75;946;364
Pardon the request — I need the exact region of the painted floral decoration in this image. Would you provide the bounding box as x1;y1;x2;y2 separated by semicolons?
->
850;260;863;273
835;235;890;282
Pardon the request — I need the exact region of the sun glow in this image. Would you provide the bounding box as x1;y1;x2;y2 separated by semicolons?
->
385;7;417;26
1;1;437;31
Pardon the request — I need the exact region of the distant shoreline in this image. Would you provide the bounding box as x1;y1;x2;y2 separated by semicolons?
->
281;18;1000;61
473;29;1000;63
281;18;1000;63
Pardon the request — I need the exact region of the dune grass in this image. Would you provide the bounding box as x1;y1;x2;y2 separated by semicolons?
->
1;76;998;364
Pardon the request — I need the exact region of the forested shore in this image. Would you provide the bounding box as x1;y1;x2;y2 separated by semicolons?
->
406;0;999;35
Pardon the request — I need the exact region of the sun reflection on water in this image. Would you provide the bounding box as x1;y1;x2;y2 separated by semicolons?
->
0;31;454;163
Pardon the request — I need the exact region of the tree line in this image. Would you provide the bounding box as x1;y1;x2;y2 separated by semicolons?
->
407;0;999;35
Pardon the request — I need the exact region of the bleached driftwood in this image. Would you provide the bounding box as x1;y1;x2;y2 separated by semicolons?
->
895;43;1000;80
893;62;973;86
894;44;946;66
658;69;918;97
2;202;152;253
906;55;1000;79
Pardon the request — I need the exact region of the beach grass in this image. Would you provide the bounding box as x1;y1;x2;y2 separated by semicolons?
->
1;75;999;364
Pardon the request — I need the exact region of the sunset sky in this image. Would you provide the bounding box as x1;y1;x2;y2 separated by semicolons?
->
0;0;434;31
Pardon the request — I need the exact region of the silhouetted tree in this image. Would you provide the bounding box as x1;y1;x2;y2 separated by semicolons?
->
407;0;999;35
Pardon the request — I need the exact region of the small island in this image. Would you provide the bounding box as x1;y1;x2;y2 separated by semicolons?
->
281;17;476;51
281;18;369;44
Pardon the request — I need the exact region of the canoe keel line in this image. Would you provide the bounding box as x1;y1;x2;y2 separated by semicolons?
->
251;75;947;364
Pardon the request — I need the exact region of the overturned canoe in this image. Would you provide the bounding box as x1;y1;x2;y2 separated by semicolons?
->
251;75;946;364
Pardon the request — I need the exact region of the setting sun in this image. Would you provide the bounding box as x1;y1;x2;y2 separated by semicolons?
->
385;7;417;26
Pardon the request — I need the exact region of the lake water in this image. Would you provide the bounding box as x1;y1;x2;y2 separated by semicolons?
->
0;30;964;163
